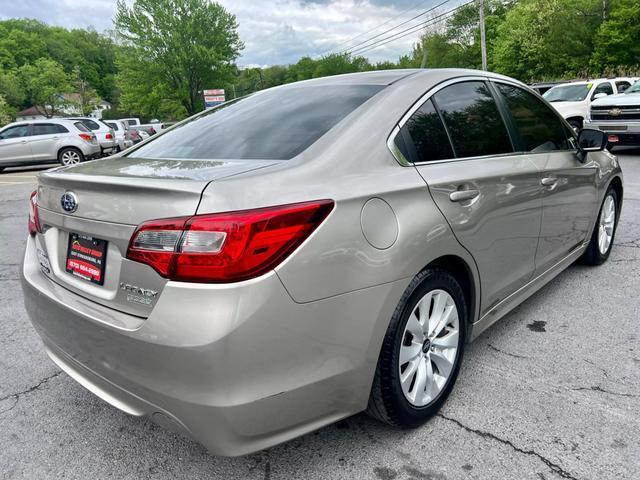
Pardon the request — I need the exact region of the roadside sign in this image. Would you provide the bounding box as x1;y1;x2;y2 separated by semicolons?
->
204;89;225;108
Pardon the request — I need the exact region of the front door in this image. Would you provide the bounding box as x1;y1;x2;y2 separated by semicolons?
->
0;124;33;163
489;81;599;275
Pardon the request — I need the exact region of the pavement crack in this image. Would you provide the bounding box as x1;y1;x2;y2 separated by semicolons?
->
437;414;579;480
0;371;63;406
487;343;530;359
570;385;638;398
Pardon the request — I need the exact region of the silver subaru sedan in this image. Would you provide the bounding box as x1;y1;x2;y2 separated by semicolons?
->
21;69;622;456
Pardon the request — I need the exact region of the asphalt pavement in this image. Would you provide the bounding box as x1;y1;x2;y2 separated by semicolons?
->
1;152;639;480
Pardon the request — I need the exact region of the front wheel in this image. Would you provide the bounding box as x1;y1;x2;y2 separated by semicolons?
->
582;186;619;265
58;147;84;166
368;269;467;428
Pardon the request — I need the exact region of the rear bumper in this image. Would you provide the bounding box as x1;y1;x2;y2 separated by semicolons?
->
21;234;405;456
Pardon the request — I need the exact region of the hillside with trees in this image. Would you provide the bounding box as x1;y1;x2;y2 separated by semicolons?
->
0;0;638;125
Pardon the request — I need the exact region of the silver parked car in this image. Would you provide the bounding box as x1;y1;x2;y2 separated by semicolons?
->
67;117;117;156
22;69;622;456
104;120;134;152
0;119;101;171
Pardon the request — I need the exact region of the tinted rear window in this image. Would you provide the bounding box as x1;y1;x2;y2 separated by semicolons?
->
433;81;513;158
33;123;68;135
403;99;454;162
128;85;384;160
74;122;90;132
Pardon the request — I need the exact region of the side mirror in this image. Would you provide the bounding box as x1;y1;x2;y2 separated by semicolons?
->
578;128;607;152
593;92;608;99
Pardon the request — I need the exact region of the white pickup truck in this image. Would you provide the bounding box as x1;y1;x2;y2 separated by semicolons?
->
542;78;637;131
585;80;640;147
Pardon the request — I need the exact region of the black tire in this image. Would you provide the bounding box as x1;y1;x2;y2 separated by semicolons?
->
367;268;467;428
581;186;619;265
0;167;5;173
568;118;583;132
58;147;84;166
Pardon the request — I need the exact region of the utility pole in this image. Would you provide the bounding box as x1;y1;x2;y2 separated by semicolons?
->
420;39;428;68
479;0;487;71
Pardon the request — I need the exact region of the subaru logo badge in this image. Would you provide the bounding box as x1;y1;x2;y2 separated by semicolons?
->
61;191;78;213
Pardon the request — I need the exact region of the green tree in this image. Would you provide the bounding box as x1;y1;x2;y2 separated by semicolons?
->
19;58;72;117
492;0;603;81
592;0;640;72
0;95;15;126
115;0;243;117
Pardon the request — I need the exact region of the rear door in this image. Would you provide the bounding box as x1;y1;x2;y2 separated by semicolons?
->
492;81;599;274
402;79;543;316
29;123;67;161
0;124;33;163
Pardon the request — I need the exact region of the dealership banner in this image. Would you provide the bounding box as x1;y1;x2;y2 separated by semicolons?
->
204;89;225;108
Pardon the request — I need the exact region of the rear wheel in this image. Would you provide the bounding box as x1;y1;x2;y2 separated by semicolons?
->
368;269;467;427
0;167;5;173
582;187;618;265
58;147;83;166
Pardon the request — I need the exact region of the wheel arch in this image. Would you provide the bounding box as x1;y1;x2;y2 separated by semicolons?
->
57;145;82;159
609;175;623;214
422;254;478;333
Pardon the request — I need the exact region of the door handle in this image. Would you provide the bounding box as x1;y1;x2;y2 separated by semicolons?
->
541;177;558;187
449;189;480;202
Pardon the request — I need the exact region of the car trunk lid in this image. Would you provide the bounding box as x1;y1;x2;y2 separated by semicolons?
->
33;157;280;318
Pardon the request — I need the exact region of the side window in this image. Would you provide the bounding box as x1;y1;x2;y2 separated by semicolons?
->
106;122;119;131
433;81;513;158
74;122;90;132
592;82;613;99
0;125;30;139
403;99;454;162
80;119;100;131
33;123;68;135
616;81;630;93
495;83;570;152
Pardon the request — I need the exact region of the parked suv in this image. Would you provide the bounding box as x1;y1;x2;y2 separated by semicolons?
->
543;78;636;131
67;117;117;156
0;119;101;171
585;80;640;147
22;70;622;456
104;120;134;152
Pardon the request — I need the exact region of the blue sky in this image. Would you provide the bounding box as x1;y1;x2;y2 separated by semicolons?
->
0;0;452;66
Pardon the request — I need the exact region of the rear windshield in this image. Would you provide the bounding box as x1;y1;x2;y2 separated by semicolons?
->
127;84;384;160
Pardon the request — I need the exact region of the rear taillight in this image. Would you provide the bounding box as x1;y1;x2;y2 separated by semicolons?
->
28;190;41;236
105;133;113;140
78;133;93;142
126;200;334;283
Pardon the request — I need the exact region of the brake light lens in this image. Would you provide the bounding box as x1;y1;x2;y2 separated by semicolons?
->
78;133;93;142
127;200;334;283
28;190;41;236
105;133;113;140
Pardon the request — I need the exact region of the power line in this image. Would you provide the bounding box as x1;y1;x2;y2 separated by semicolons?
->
320;0;431;56
348;1;473;56
333;0;455;56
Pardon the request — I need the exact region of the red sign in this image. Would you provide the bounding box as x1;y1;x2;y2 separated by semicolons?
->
204;95;225;103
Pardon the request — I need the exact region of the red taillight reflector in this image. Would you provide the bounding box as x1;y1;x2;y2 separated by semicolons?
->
126;200;334;283
78;133;93;141
105;133;113;140
608;135;619;143
28;190;41;236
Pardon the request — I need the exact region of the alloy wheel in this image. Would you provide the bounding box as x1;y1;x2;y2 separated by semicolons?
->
598;194;616;255
61;150;81;166
398;289;459;407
